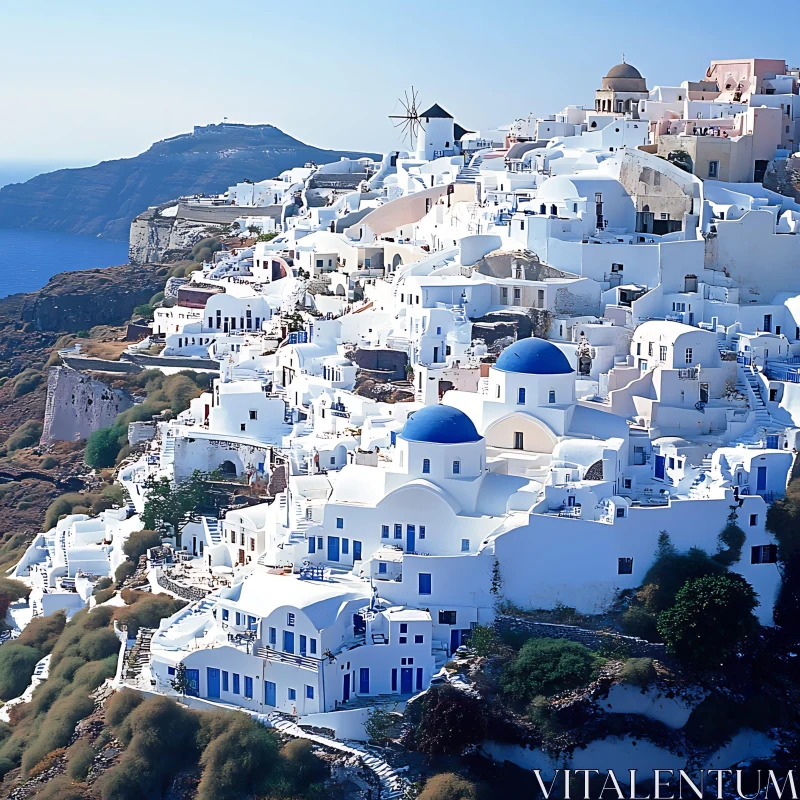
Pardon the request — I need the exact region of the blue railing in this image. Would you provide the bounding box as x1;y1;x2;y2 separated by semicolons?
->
766;364;800;383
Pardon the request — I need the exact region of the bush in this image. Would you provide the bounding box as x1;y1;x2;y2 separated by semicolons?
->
97;696;199;800
6;420;43;451
77;628;120;661
196;716;280;800
132;304;154;320
85;426;125;468
766;478;800;558
501;638;600;703
17;611;66;653
32;775;88;800
115;560;136;585
123;529;162;563
419;773;482;800
40;456;58;469
775;550;800;634
620;606;660;641
12;369;43;397
467;625;500;657
403;684;490;755
657;574;759;668
278;738;327;794
22;692;95;773
93;588;115;605
94;577;113;593
620;658;656;688
639;535;725;614
0;644;41;699
105;688;144;731
66;737;95;780
113;594;184;636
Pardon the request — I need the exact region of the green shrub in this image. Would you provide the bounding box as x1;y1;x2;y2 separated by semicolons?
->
93;588;115;605
77;628;120;661
714;508;746;566
32;775;88;800
418;773;483;800
22;692;95;773
17;611;65;653
44;496;74;530
132;304;154;320
766;479;800;558
105;688;144;731
620;606;660;641
277;738;326;796
66;737;95;780
71;656;117;691
639;534;725;613
6;420;43;451
123;529;162;563
94;577;113;593
467;625;500;657
12;369;43;397
149;291;165;306
112;594;184;636
196;716;280;800
115;561;136;585
85;427;123;469
657;574;759;667
775;550;800;634
40;456;58;469
620;658;656;688
501;638;600;703
0;644;41;699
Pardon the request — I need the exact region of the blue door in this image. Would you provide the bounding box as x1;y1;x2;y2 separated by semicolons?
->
265;680;276;706
343;673;350;702
353;540;362;561
767;435;779;450
207;667;220;699
654;455;665;480
359;668;370;694
400;668;413;694
283;630;295;653
757;466;767;491
406;525;415;553
450;629;461;654
327;536;340;562
185;668;200;697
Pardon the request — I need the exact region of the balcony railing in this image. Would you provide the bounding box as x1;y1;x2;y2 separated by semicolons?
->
255;646;320;671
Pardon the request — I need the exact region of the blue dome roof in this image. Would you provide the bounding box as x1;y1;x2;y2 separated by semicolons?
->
494;338;573;375
400;405;481;444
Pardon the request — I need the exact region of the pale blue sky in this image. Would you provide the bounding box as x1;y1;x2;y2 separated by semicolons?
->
1;0;797;165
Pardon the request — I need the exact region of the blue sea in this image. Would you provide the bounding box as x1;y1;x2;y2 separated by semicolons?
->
0;161;129;297
0;228;129;298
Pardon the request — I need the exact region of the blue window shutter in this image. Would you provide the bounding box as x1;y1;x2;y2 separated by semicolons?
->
418;573;432;595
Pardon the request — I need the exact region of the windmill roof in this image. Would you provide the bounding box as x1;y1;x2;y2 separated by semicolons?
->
421;103;453;119
454;123;473;141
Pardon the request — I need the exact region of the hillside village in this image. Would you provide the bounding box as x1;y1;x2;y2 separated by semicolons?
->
5;55;800;796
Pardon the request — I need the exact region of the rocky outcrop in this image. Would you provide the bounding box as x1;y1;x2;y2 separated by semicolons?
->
41;366;133;446
20;263;169;332
129;210;212;265
0;122;377;241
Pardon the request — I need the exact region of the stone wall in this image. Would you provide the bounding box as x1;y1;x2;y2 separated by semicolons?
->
352;348;408;381
41;366;134;446
496;615;667;659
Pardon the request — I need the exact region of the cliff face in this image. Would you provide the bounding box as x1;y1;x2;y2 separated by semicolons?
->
20;263;169;332
0;123;376;241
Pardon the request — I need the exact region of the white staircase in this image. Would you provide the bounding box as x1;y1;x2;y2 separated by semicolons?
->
160;436;176;468
266;713;406;799
744;365;782;434
202;516;223;546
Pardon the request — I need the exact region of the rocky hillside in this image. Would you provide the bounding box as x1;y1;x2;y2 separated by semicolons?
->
0;123;376;241
20;263;169;332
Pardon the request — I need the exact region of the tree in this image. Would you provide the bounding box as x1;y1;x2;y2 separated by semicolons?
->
170;663;189;698
714;506;746;566
403;684;490;755
466;625;500;657
657;574;759;668
766;479;800;559
364;705;396;744
123;529;162;563
85;427;123;468
141;470;213;548
501;637;600;703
